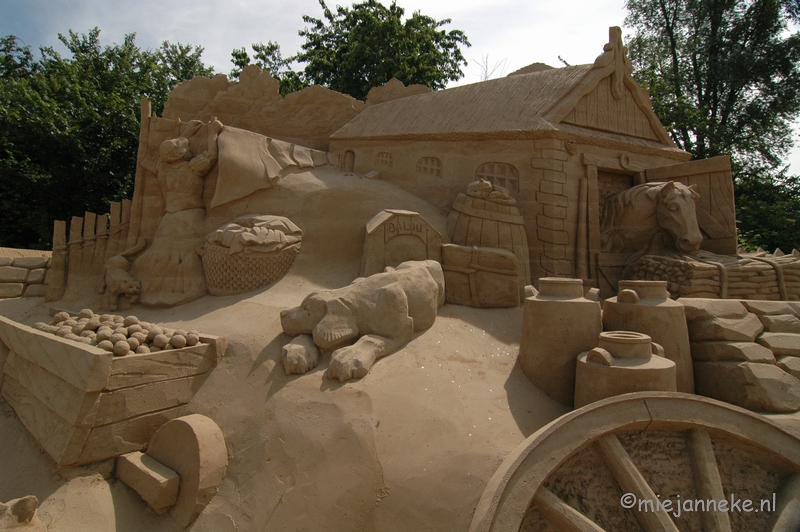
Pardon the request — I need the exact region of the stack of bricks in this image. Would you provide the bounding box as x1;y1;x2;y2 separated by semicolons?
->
0;253;51;299
531;138;572;277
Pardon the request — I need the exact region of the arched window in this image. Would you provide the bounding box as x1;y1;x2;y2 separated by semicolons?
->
416;157;442;178
376;152;393;167
476;162;519;192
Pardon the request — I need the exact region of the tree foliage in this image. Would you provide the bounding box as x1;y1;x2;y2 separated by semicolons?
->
0;29;213;249
295;0;470;100
229;41;307;95
625;0;800;250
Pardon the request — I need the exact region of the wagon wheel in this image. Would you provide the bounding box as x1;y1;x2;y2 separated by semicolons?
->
470;392;800;532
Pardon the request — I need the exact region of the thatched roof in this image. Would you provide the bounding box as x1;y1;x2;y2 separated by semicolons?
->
331;65;594;140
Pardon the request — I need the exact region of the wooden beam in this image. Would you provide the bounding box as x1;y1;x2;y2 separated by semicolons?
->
596;434;680;532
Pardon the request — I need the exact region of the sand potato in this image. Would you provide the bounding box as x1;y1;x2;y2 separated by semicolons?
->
53;311;70;323
78;309;94;319
80;330;95;338
153;334;169;348
131;332;147;344
113;340;130;356
186;333;199;346
170;334;187;348
123;316;139;326
110;333;127;344
149;345;162;353
135;345;149;354
114;327;128;337
97;340;114;352
147;326;163;341
127;324;143;334
85;317;102;331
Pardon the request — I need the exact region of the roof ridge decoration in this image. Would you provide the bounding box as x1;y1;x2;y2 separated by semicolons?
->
543;27;676;148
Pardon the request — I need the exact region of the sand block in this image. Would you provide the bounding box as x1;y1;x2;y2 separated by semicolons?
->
94;374;208;426
0;316;111;392
759;314;800;334
688;313;764;342
4;351;101;426
0;257;11;267
147;414;228;528
0;283;24;298
680;298;749;321
694;361;800;413
12;256;48;269
75;405;186;466
291;144;315;168
116;451;179;514
26;268;45;284
106;339;219;390
310;149;329;167
742;300;797;316
1;374;91;465
778;356;800;379
268;138;295;167
690;341;776;363
0;266;28;282
23;284;47;297
757;333;800;357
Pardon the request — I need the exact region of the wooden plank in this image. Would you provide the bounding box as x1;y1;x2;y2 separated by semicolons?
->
95;373;208;426
646;156;731;182
107;336;222;389
76;404;186;466
497;220;513;251
597;433;680;532
0;316;111;392
1;374;91;466
466;216;483;246
481;219;500;248
451;213;470;245
4;351;101;426
696;205;734;239
586;165;600;281
688;429;732;532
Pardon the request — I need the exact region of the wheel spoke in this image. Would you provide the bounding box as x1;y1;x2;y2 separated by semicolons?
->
688;428;732;532
596;433;680;532
533;487;606;532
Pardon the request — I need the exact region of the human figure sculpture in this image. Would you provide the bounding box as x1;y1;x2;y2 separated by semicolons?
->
280;260;445;381
132;118;223;306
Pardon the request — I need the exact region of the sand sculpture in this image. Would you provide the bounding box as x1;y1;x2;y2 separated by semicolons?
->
130;118;223;307
0;496;45;531
201;214;303;295
116;414;227;527
280;260;445;381
1;25;800;532
574;331;676;407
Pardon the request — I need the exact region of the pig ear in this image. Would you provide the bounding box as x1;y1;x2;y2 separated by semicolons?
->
688;184;700;200
312;299;358;349
11;496;38;524
646;184;662;201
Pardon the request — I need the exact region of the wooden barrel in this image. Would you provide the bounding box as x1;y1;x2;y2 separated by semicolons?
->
446;193;531;288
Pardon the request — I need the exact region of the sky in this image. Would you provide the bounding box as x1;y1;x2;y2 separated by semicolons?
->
1;0;799;171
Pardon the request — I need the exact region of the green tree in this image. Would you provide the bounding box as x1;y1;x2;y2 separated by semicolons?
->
0;29;213;249
624;0;800;250
229;41;307;95
296;0;470;100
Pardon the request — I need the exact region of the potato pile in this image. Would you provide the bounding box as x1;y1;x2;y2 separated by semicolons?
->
33;309;203;356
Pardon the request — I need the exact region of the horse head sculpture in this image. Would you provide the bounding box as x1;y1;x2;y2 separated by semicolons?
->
601;181;702;254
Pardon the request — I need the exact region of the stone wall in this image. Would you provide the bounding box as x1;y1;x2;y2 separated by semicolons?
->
0;251;51;299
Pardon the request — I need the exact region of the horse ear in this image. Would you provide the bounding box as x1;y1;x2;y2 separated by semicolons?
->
688;184;701;200
646;184;662;200
659;181;676;197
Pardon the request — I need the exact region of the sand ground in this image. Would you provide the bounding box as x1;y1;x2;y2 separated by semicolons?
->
0;167;570;531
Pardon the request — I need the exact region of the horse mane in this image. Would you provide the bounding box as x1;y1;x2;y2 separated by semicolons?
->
601;182;663;230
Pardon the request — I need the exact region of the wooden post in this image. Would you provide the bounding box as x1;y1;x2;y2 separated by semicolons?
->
45;220;68;302
576;178;589;280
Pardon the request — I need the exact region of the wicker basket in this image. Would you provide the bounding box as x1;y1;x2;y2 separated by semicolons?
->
201;242;300;296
